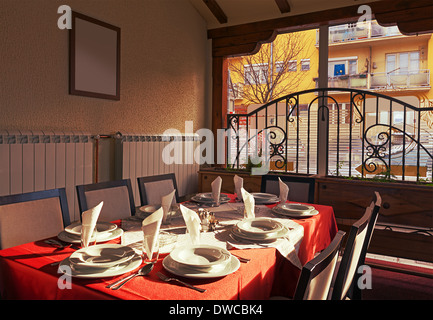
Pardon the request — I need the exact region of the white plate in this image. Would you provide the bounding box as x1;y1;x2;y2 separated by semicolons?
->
231;225;289;242
170;245;231;270
136;204;181;220
69;244;136;268
251;193;278;199
278;203;315;213
272;206;319;218
236;218;284;236
191;195;230;204
195;193;230;200
58;254;142;279
64;222;117;235
57;228;123;244
162;254;240;279
136;205;161;219
139;204;161;213
251;193;279;204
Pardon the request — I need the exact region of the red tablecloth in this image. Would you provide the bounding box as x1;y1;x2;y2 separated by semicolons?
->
0;198;337;300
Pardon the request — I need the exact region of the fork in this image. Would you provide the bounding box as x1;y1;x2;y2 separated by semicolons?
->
157;272;206;293
231;253;250;263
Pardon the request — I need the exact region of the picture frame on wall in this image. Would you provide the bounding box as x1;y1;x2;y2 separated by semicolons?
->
69;12;120;100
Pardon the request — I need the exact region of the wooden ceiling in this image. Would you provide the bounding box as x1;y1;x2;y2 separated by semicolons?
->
190;0;378;29
197;0;433;58
190;0;432;39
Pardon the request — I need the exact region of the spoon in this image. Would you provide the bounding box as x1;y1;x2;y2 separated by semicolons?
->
108;263;154;290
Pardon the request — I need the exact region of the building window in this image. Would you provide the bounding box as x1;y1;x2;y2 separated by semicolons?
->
288;60;297;72
244;63;269;84
301;59;310;71
275;61;284;73
275;60;297;73
386;52;420;74
328;57;358;76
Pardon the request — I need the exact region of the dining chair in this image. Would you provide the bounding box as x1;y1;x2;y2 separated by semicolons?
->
0;188;71;249
330;191;382;300
137;173;179;206
293;230;346;300
76;179;136;222
271;230;346;300
350;191;382;299
260;175;316;203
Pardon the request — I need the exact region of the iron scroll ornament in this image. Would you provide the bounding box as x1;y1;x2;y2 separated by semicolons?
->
363;125;390;174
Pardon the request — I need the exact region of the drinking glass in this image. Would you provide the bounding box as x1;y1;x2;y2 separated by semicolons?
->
236;205;260;219
158;231;177;253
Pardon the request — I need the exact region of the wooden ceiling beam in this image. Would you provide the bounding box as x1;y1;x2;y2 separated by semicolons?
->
208;0;433;40
274;0;291;14
397;18;433;35
212;30;277;49
374;5;433;26
208;0;433;57
203;0;227;24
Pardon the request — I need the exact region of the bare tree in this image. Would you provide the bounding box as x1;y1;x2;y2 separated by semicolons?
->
228;32;313;105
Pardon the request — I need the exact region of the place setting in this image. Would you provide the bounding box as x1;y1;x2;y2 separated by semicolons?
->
228;188;290;245
224;188;304;269
234;174;279;205
134;189;182;224
160;204;240;283
57;202;123;245
189;176;230;207
105;206;167;289
58;202;142;279
272;203;319;218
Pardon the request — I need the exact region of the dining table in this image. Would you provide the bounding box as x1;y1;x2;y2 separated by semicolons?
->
0;193;338;300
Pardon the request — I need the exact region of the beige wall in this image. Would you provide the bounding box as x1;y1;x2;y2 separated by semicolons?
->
0;0;210;135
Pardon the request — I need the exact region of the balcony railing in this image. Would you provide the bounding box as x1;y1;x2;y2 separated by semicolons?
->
226;88;433;182
370;70;430;90
315;74;368;89
316;20;402;45
315;70;430;91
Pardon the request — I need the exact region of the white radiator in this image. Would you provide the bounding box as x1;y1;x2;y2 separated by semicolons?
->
0;131;93;222
115;134;200;206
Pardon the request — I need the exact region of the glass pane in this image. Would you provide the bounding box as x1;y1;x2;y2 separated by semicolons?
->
399;53;408;73
386;54;396;73
409;52;419;72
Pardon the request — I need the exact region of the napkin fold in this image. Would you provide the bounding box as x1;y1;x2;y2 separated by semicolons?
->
233;175;243;200
161;190;176;223
240;188;255;219
81;201;103;247
142;207;163;256
278;178;289;203
211;176;222;204
180;204;201;245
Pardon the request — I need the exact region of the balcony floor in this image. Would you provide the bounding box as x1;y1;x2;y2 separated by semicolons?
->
363;254;433;300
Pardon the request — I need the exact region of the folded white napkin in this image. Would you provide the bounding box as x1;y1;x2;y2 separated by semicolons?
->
142;207;163;256
180;204;201;245
234;175;243;200
279;178;289;203
241;188;255;219
161;190;176;223
81;201;103;247
211;176;222;203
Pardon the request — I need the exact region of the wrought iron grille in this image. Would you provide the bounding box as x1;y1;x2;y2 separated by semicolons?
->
226;88;433;182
